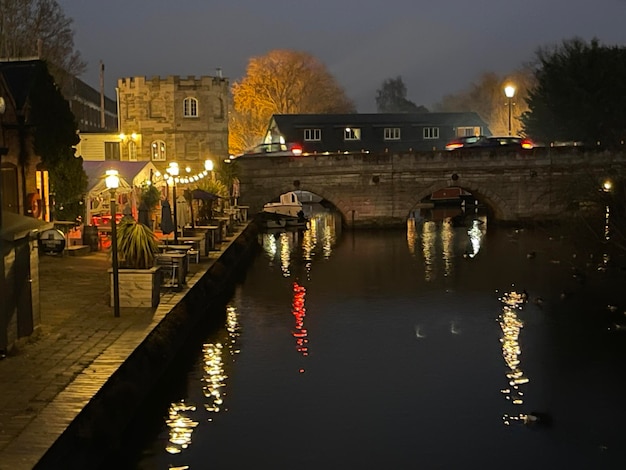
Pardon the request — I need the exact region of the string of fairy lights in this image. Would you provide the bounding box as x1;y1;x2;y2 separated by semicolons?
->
159;160;214;185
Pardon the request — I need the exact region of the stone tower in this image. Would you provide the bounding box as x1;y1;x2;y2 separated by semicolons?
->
117;74;229;173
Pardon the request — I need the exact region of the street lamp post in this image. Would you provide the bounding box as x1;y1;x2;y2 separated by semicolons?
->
167;162;179;243
105;169;120;318
504;85;516;136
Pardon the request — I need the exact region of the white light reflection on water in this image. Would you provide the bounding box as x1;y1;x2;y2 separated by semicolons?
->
262;233;278;259
164;306;241;458
165;401;198;454
279;232;293;277
319;213;336;259
467;217;487;258
302;222;316;280
499;290;531;426
259;208;339;279
441;218;455;277
408;211;488;280
421;220;437;282
406;218;417;256
605;205;611;241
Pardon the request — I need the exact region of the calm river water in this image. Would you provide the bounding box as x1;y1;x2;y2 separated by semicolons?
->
119;205;626;469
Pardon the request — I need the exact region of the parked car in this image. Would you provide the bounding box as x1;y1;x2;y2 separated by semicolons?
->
487;136;536;149
445;135;490;150
446;135;535;151
236;142;303;157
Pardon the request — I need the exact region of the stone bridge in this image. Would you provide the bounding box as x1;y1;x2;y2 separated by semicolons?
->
235;149;626;227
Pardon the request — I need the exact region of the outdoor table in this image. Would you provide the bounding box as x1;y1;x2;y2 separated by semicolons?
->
164;240;200;263
156;252;187;287
180;231;209;256
224;207;241;224
235;205;250;222
213;216;231;238
194;225;219;250
178;235;204;250
157;244;192;253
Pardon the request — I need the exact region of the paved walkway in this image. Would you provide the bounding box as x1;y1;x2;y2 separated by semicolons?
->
0;230;235;469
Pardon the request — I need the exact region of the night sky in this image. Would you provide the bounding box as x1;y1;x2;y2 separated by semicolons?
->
58;0;626;112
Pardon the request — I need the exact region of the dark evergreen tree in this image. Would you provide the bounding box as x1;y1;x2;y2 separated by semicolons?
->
522;38;626;147
29;61;86;221
375;76;428;113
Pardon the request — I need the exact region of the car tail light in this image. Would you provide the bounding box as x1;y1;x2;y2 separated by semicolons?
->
291;145;303;156
521;139;534;149
446;142;463;150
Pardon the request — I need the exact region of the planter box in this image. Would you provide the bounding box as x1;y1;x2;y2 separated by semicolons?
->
109;266;160;308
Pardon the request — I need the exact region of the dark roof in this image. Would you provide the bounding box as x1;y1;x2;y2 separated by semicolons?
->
1;212;53;241
0;60;42;113
57;71;117;114
272;112;488;129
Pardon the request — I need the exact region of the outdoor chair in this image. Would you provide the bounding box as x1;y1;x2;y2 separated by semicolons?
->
187;248;200;264
156;255;179;288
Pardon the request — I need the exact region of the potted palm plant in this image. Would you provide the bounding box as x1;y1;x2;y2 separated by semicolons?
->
138;183;161;229
117;218;159;268
109;218;162;308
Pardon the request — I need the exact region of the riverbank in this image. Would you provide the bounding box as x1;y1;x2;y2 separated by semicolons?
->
0;221;259;470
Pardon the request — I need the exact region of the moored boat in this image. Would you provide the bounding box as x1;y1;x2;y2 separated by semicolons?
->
263;191;303;218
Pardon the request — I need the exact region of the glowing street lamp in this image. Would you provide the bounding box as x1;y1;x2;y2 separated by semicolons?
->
105;169;120;318
204;159;214;181
166;162;180;243
504;85;516;136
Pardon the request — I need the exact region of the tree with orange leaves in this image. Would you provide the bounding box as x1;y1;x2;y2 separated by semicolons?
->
229;49;355;155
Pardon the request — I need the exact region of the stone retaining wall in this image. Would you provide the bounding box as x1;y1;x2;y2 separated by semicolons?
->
34;223;260;469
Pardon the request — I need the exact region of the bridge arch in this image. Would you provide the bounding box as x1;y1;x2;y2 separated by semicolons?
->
371;178;513;222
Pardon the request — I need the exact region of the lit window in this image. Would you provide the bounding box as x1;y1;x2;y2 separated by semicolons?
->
344;127;361;141
457;126;480;137
151;140;166;161
304;128;321;141
128;141;137;161
423;127;439;139
183;97;198;117
384;128;401;140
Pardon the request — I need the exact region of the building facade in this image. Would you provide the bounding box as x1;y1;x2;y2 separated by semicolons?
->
263;113;491;154
0;60;48;219
117;74;229;174
60;74;118;132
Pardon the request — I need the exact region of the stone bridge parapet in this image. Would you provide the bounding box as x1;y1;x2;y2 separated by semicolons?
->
235;149;626;227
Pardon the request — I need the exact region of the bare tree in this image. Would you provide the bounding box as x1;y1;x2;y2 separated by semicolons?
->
230;49;355;153
434;68;534;136
0;0;85;78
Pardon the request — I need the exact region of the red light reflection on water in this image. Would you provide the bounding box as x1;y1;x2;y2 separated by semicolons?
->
292;282;309;360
